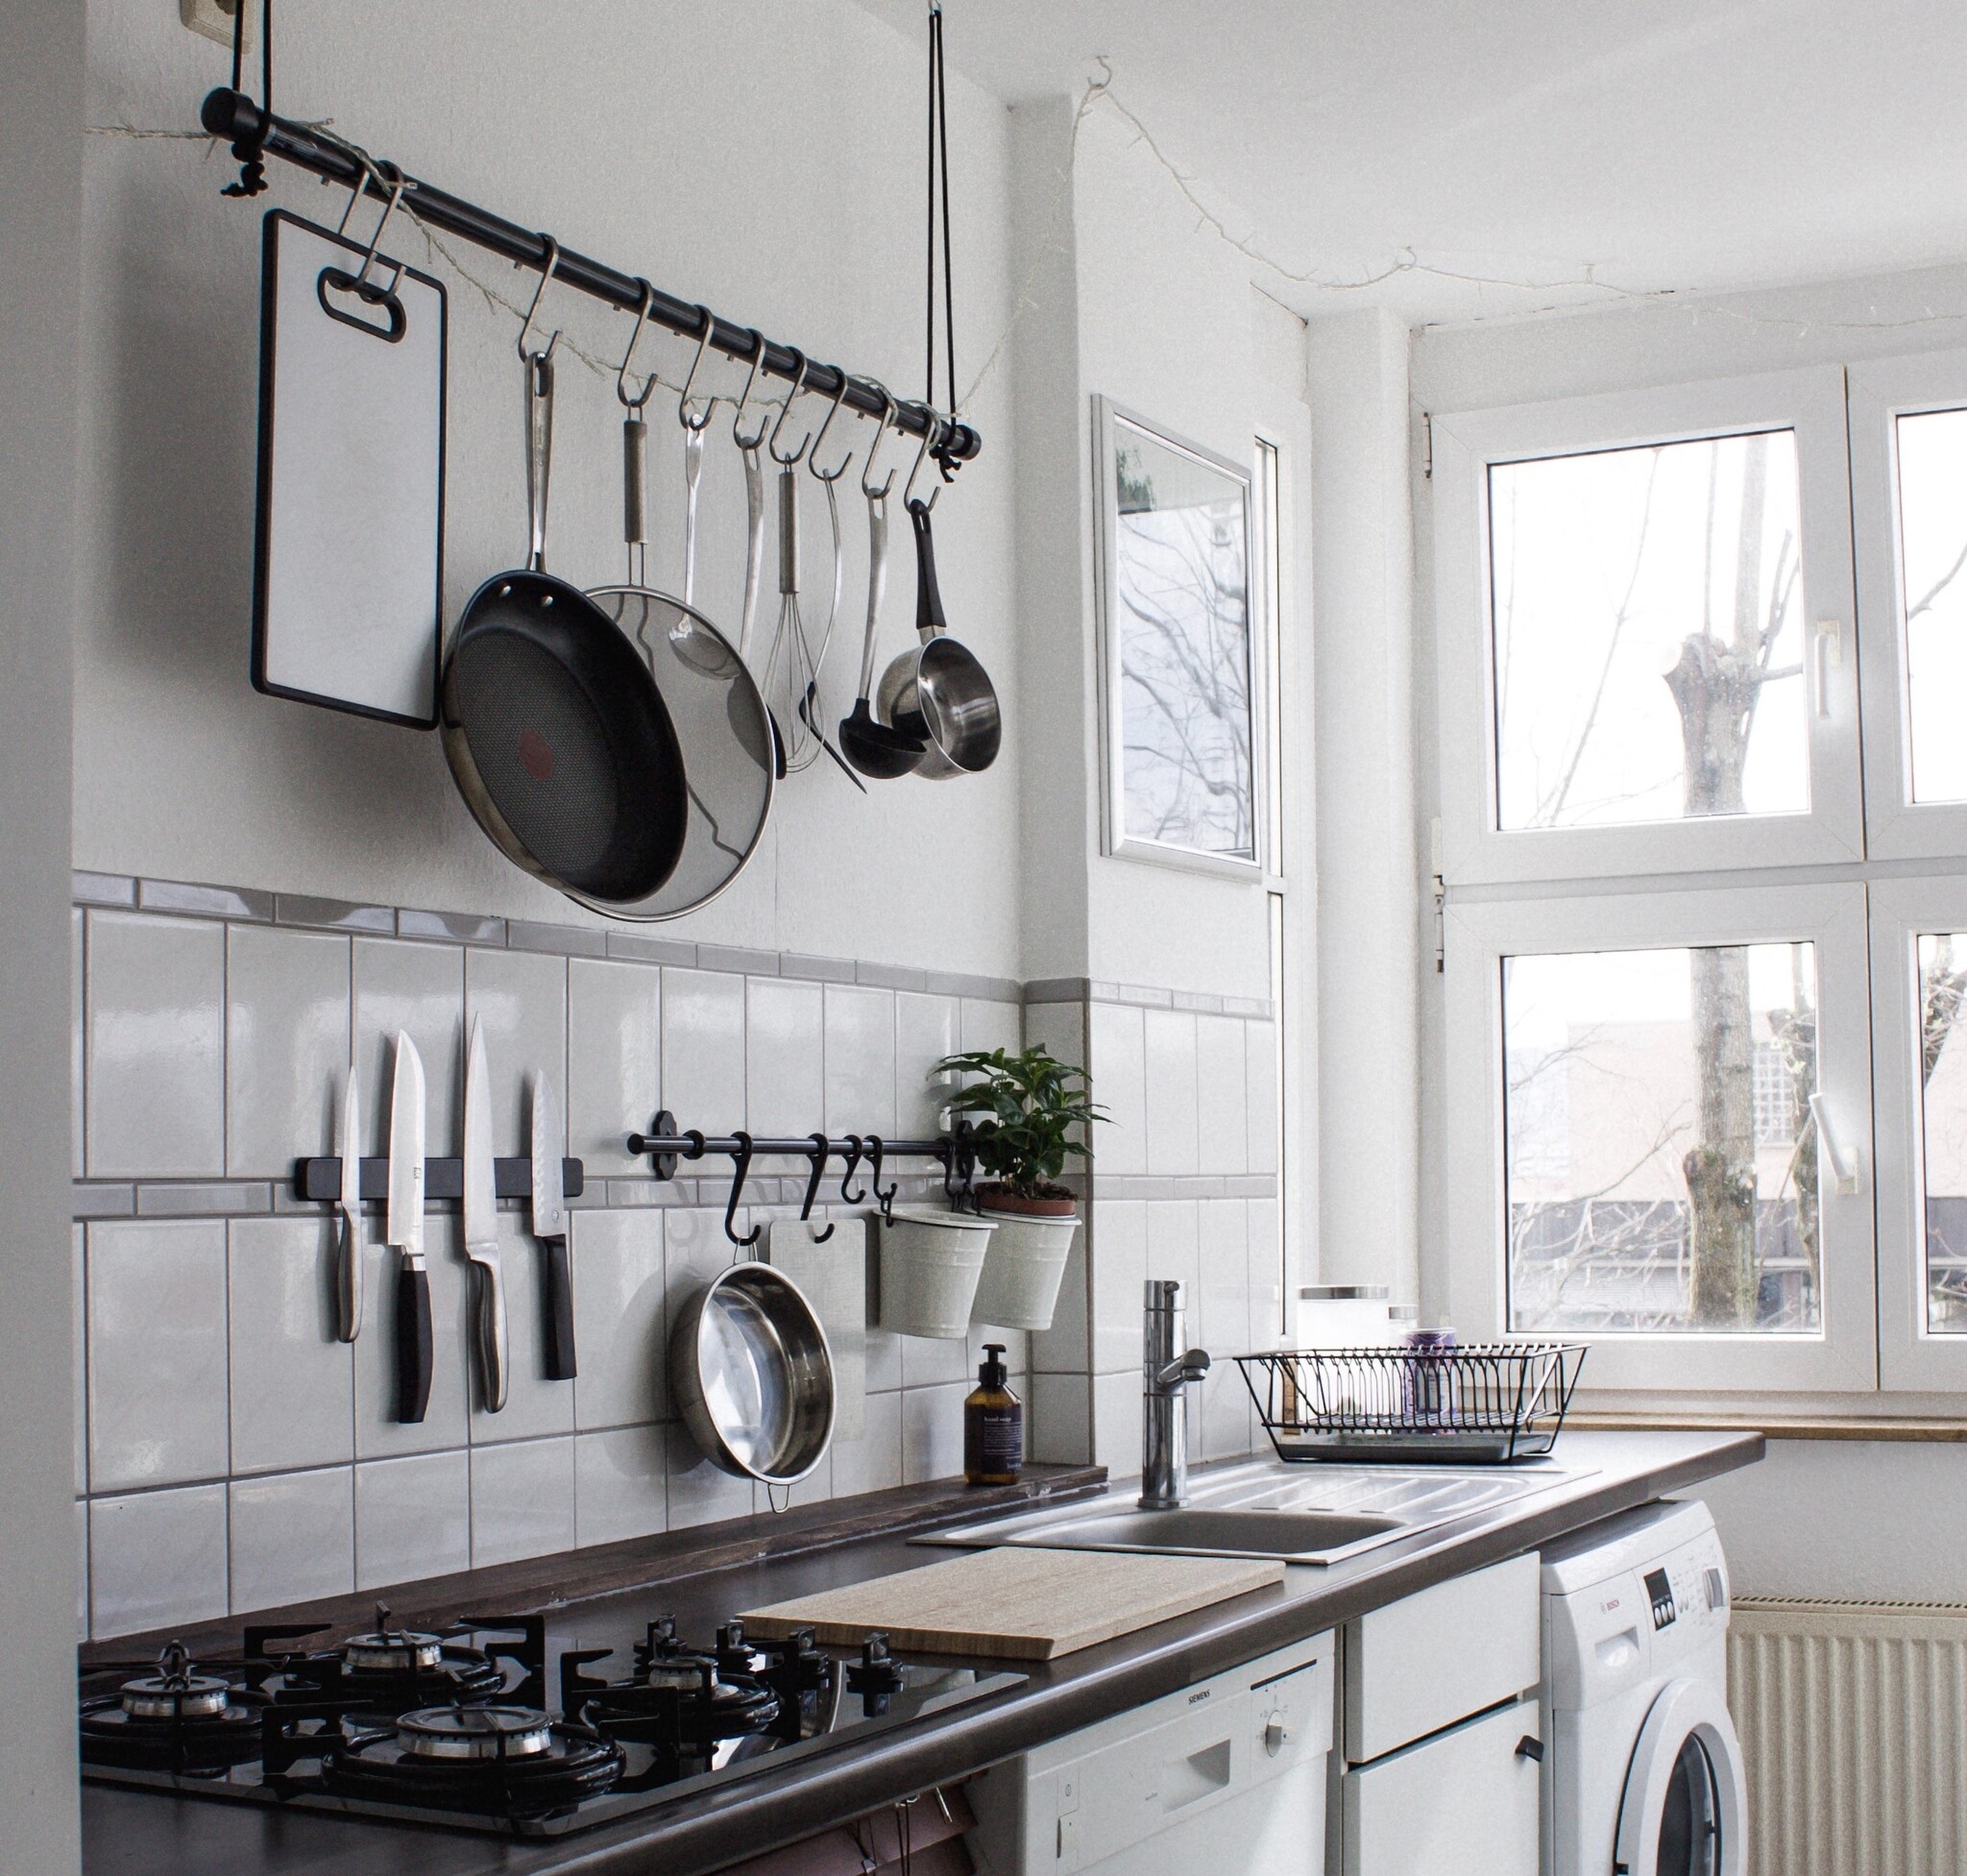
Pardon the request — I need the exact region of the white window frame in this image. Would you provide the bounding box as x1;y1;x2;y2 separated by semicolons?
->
1441;882;1877;1394
1848;348;1967;861
1431;367;1863;888
1869;876;1967;1392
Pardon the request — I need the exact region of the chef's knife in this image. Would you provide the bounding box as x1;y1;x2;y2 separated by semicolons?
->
335;1060;362;1343
531;1071;575;1381
386;1031;432;1424
463;1016;508;1412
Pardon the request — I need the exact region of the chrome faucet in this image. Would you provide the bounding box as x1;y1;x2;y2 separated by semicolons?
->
1140;1279;1211;1510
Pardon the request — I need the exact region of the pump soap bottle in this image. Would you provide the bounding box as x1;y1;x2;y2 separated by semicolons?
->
963;1343;1023;1486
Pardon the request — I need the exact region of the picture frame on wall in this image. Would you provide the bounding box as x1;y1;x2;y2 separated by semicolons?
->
1092;396;1262;877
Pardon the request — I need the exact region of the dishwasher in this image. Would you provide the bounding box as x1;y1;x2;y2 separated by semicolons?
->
966;1633;1333;1875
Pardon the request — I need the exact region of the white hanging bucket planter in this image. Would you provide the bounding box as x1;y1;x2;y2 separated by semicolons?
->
970;1196;1080;1330
879;1206;996;1339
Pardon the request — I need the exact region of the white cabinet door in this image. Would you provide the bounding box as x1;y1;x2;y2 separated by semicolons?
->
1342;1698;1541;1876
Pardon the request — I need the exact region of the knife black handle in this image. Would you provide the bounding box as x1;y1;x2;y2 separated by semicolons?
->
542;1236;577;1381
396;1258;433;1424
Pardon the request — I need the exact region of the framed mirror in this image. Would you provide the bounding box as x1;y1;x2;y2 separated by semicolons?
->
1093;397;1260;875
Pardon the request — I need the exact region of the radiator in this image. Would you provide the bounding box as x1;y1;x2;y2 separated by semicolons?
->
1728;1596;1967;1876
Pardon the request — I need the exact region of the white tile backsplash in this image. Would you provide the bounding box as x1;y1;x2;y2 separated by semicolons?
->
72;1225;87;1494
471;1436;576;1566
574;1424;669;1547
226;924;349;1178
571;1208;667;1431
90;1483;229;1637
227;1216;353;1474
87;1218;229;1492
85;911;224;1178
70;893;1281;1637
568;958;661;1176
356;1450;471;1591
230;1466;354;1610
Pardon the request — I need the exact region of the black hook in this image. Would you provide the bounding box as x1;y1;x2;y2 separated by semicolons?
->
799;1133;837;1243
866;1135;898;1224
838;1135;866;1205
723;1133;762;1248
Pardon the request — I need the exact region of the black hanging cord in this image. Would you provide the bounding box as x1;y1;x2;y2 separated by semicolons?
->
221;0;272;197
925;3;960;481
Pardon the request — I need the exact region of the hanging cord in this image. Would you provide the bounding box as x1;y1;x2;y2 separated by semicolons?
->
221;0;273;197
924;3;960;482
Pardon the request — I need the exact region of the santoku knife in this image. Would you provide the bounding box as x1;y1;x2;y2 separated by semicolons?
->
531;1071;575;1381
462;1017;508;1412
386;1031;432;1424
335;1059;362;1343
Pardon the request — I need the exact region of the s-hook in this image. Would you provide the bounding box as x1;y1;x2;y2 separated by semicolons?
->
838;1134;867;1205
798;1133;837;1242
808;372;860;484
722;1132;762;1248
903;412;949;513
865;1135;898;1223
517;236;563;365
767;349;814;467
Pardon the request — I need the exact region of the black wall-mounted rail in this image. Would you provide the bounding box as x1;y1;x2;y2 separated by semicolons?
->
199;88;982;468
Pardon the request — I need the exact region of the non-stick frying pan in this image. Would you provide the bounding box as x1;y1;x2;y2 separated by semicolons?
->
442;332;688;905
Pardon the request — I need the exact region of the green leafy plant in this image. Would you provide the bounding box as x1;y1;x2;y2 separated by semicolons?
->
934;1046;1107;1202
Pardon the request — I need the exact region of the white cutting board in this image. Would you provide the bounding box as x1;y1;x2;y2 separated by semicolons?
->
764;1218;866;1440
253;210;446;727
738;1546;1284;1661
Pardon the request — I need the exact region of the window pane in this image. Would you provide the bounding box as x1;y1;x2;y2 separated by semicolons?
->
1896;410;1967;803
1916;933;1967;1330
1503;942;1820;1334
1490;432;1809;832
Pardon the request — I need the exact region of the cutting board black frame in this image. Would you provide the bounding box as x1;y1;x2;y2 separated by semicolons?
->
251;208;448;730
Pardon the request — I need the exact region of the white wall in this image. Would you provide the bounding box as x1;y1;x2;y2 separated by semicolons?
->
1407;261;1967;1596
79;0;1020;976
2;0;84;1866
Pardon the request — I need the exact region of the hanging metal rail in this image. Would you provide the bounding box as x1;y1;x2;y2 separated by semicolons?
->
198;87;983;468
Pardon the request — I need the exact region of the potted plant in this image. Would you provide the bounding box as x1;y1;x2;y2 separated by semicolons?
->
934;1045;1107;1330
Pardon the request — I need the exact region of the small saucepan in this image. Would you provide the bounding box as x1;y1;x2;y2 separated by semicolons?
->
875;421;1000;778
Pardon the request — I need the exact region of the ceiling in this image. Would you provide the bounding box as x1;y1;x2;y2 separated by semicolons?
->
855;0;1967;327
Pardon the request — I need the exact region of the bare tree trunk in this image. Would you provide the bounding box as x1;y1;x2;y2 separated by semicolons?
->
1666;436;1767;1328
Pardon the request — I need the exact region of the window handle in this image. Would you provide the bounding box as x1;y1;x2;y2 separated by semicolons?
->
1812;618;1842;720
1809;1090;1861;1196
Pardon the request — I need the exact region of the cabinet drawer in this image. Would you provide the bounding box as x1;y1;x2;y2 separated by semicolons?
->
1341;1696;1541;1876
1344;1553;1540;1763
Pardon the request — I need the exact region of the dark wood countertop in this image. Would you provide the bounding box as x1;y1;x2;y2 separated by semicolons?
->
81;1431;1762;1876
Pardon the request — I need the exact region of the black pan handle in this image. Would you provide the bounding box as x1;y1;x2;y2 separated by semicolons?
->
395;1257;433;1424
542;1236;577;1381
910;496;947;643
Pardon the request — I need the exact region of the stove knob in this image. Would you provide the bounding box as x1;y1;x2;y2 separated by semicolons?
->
716;1621;755;1676
846;1631;907;1696
1262;1713;1290;1757
778;1626;831;1690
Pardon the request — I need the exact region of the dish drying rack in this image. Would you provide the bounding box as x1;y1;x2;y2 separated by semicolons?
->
1234;1344;1587;1465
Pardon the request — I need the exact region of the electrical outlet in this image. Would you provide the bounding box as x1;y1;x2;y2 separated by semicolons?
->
180;0;254;52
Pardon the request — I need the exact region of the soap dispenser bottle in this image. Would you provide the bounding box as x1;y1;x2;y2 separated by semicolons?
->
963;1343;1023;1486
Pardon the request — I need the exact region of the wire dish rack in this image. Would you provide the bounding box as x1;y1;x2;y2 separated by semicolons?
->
1234;1343;1587;1464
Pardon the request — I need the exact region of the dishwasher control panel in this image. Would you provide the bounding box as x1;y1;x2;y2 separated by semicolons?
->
966;1634;1334;1876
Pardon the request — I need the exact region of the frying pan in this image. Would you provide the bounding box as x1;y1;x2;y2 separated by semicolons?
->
442;309;687;905
583;306;775;920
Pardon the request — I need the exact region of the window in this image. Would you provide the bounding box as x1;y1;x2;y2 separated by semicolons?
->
1434;357;1967;1397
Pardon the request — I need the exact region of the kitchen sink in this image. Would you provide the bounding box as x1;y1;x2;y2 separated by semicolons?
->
918;1458;1587;1565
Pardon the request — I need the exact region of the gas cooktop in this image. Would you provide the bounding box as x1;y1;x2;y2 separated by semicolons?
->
79;1605;1024;1838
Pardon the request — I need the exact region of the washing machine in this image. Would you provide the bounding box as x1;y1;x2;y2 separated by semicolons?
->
1541;1498;1746;1876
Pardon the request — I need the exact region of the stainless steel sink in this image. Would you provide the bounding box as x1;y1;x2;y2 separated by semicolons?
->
918;1458;1587;1565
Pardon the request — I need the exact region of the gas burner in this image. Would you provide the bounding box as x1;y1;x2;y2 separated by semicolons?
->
322;1705;624;1816
246;1607;537;1714
80;1643;266;1773
341;1608;448;1676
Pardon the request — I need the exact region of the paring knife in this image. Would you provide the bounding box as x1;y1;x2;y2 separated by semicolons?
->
386;1032;432;1424
531;1071;576;1381
462;1017;508;1412
335;1060;362;1343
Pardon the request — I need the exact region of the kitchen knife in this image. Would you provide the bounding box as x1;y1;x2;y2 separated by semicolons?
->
462;1016;508;1412
335;1059;362;1343
531;1071;576;1381
386;1031;432;1424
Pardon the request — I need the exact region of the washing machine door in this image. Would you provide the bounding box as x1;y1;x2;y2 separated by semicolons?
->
1612;1679;1747;1876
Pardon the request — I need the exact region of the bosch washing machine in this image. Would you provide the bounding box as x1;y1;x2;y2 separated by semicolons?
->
1541;1498;1747;1876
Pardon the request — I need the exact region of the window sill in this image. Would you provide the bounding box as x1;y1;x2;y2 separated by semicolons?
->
1567;1410;1967;1443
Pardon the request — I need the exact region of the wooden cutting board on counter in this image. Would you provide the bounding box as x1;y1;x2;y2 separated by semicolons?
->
738;1546;1285;1662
